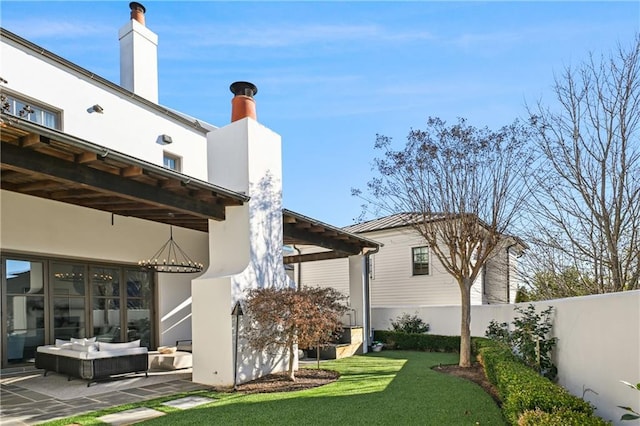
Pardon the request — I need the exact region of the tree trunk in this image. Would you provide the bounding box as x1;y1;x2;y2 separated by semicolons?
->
458;278;473;368
288;341;296;381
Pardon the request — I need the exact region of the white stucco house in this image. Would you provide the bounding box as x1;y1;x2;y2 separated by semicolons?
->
293;213;527;321
0;2;379;386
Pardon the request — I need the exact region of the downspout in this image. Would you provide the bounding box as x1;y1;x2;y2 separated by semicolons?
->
363;245;380;351
294;245;302;291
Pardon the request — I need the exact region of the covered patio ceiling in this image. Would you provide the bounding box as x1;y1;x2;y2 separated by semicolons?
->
0;115;249;232
1;115;379;261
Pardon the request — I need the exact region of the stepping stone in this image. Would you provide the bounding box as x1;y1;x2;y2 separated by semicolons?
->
97;407;165;425
161;396;215;410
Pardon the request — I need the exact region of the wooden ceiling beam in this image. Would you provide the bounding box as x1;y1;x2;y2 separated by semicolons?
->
15;180;61;191
121;166;143;177
76;152;98;164
1;143;227;221
20;133;43;148
283;251;345;264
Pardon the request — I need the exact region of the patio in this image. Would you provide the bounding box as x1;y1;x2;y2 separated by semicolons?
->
0;367;209;425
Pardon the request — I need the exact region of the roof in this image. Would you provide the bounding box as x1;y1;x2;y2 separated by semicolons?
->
344;212;528;250
344;212;442;233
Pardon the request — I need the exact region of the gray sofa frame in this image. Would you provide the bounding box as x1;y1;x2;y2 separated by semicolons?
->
35;351;148;386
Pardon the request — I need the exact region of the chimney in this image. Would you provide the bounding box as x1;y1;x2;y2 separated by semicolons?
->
230;81;258;122
118;2;159;103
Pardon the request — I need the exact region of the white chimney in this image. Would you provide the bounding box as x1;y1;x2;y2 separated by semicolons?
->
118;2;158;103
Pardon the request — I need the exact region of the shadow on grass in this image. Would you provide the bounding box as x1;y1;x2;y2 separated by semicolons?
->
141;351;505;425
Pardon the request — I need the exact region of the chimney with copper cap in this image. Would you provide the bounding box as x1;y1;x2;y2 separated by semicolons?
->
119;2;158;102
230;81;258;122
129;2;146;26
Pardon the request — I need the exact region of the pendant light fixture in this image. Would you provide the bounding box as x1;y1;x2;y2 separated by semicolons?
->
138;226;204;273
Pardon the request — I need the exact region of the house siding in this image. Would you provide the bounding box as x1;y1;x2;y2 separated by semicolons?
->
295;227;485;307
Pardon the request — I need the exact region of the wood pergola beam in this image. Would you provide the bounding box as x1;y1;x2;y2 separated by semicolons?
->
1;143;226;221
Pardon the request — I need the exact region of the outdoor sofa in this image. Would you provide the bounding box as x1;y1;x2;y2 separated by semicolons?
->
35;338;148;386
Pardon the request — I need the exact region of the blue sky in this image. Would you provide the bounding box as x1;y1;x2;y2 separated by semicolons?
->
2;1;639;227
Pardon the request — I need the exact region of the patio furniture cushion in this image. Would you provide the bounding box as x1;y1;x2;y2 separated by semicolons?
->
37;345;147;359
148;350;192;370
98;339;141;351
158;346;177;354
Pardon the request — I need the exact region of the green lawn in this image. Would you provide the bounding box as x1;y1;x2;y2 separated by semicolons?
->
45;351;505;425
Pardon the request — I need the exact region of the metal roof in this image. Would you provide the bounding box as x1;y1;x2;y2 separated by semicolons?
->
344;212;444;233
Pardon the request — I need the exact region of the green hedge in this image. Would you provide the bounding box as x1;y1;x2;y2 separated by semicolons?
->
474;338;608;425
374;330;461;353
518;409;611;425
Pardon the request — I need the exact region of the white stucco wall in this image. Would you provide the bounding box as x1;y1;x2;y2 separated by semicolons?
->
372;291;640;425
0;37;208;179
0;190;208;349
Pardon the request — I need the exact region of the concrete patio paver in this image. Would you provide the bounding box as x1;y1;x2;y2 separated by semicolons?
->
97;407;165;425
0;368;213;425
161;395;215;410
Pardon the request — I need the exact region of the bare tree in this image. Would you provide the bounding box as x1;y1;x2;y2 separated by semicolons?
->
244;286;347;381
527;36;640;295
355;117;533;367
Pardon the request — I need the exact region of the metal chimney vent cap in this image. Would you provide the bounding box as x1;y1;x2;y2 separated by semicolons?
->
230;81;258;98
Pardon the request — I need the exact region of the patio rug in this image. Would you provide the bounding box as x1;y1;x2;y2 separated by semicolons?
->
4;369;192;400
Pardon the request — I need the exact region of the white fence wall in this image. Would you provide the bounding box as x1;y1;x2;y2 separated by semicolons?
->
372;290;640;425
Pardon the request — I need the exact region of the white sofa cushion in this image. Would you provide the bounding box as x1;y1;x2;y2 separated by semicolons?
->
71;337;97;346
55;339;72;348
71;342;99;352
98;340;140;351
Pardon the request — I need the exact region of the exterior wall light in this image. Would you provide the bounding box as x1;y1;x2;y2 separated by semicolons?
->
87;104;104;114
157;134;173;145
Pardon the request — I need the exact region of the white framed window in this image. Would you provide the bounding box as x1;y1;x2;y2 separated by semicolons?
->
1;91;61;129
412;246;430;276
163;152;181;171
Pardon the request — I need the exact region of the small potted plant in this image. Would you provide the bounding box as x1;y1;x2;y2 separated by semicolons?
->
371;341;383;352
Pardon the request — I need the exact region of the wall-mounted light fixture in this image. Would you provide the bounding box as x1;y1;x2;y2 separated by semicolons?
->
157;134;173;145
87;104;104;114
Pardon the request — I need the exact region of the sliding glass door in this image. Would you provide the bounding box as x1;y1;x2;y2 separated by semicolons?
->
1;256;155;368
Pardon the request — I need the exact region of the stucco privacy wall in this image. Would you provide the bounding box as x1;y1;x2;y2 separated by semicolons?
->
372;290;640;425
0;38;208;178
0;190;208;349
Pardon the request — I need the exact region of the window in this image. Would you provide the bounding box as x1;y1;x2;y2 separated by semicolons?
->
1;91;61;129
163;152;181;171
412;246;430;276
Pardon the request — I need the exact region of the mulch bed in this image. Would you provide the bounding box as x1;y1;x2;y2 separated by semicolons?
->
231;368;340;394
433;362;501;406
